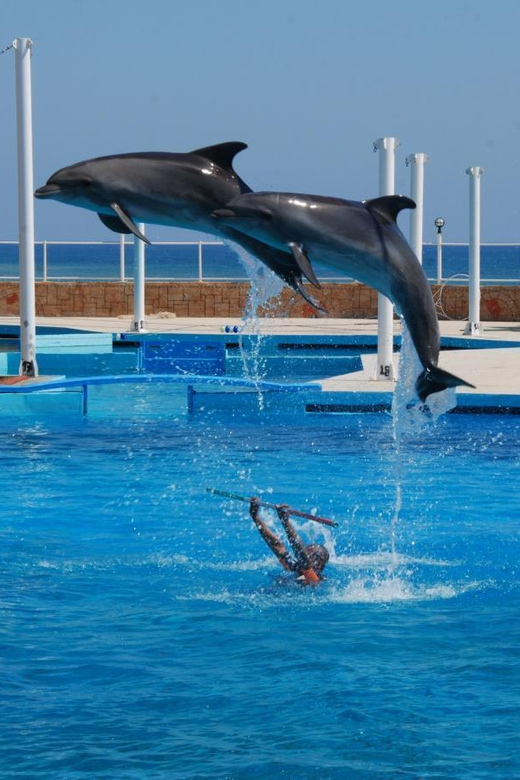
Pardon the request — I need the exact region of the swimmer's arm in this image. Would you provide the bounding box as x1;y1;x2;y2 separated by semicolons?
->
277;505;312;570
249;498;293;570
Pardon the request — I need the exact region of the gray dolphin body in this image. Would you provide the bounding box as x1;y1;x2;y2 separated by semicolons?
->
213;191;474;400
34;142;310;298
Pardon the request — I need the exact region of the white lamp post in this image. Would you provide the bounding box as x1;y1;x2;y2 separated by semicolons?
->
434;217;445;283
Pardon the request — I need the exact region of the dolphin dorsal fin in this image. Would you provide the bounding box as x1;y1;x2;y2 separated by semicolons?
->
191;141;248;171
364;195;416;223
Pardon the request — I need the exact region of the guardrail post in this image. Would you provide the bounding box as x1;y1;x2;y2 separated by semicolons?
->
198;241;203;282
42;240;48;281
373;137;398;382
14;37;38;376
465;166;483;336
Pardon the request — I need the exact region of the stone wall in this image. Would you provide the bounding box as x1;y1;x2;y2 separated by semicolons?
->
0;281;519;321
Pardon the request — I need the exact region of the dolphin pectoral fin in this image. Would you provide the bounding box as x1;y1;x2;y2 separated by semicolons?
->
288;242;321;289
416;365;475;402
109;202;151;245
212;208;238;220
98;213;133;235
364;195;416;224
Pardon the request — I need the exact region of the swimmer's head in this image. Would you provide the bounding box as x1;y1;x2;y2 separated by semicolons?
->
305;544;329;573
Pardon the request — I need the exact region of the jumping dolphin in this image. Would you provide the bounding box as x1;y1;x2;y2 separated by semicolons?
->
213;191;474;400
34;142;315;303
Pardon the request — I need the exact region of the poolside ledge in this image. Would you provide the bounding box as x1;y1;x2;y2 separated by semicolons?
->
0;316;519;412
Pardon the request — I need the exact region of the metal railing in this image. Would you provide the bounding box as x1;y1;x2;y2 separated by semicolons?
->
423;241;520;284
0;239;228;282
0;238;362;283
0;239;519;284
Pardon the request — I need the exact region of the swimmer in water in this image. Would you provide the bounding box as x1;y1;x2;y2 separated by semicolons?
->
249;497;329;585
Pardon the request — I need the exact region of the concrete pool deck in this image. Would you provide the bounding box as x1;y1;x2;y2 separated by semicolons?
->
0;315;519;408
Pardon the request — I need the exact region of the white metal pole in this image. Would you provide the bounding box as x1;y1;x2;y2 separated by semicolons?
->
436;231;442;282
14;37;38;376
132;226;146;332
406;153;428;263
373;137;398;381
465;167;483;336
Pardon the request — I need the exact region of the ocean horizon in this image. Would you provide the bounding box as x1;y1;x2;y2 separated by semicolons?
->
0;241;519;284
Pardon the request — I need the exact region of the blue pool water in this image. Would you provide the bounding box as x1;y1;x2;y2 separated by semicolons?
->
2;388;519;779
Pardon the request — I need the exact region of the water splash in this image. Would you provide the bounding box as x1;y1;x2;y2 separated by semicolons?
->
332;551;460;569
391;321;457;443
174;573;486;607
327;577;463;604
387;321;457;571
226;241;286;408
230;241;287;316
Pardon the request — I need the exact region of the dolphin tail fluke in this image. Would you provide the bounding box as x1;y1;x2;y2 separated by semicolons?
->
416;365;475;402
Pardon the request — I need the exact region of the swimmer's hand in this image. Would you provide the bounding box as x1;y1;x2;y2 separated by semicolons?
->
276;504;291;520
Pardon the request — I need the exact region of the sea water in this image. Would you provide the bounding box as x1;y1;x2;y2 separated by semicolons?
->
1;393;519;779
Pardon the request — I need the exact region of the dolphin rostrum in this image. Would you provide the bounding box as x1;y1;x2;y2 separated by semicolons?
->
213;191;474;401
34;142;316;304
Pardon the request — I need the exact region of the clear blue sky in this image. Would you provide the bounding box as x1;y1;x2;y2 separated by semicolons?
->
1;0;519;243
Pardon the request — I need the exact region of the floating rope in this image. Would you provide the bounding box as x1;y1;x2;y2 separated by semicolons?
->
0;42;14;56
